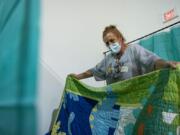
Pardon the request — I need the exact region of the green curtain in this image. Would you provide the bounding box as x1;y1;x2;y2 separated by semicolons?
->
0;0;40;135
139;25;180;61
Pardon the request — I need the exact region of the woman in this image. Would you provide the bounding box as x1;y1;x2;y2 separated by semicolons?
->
71;25;179;84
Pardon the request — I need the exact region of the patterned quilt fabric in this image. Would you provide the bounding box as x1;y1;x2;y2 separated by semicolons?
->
47;66;180;135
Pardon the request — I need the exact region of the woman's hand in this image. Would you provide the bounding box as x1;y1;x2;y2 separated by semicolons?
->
165;61;180;69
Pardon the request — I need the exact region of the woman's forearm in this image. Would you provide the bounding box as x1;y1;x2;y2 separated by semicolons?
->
75;70;93;80
155;59;180;69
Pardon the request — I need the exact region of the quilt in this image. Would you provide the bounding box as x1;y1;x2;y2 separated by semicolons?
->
47;66;180;135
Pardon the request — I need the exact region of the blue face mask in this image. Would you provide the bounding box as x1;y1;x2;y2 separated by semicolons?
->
109;42;121;54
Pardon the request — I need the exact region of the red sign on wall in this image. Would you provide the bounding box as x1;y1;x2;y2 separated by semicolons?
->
163;9;177;22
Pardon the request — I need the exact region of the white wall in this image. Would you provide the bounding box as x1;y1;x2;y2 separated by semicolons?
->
37;61;64;135
38;0;180;134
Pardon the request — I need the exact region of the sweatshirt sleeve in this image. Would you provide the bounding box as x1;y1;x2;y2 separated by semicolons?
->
133;44;161;73
89;58;107;81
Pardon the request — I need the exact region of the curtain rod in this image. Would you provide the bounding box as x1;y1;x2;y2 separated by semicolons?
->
127;21;180;45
